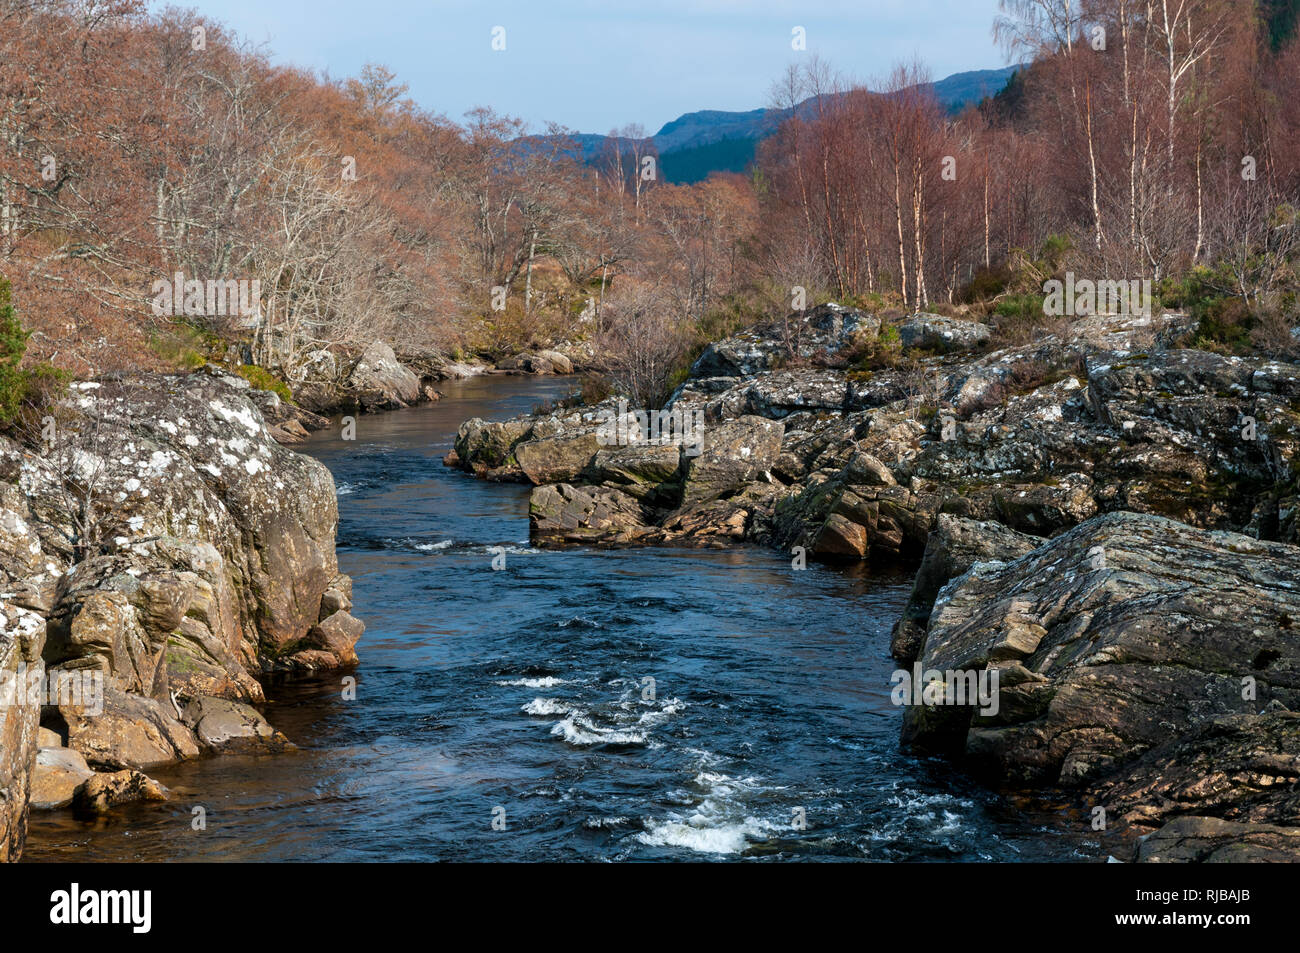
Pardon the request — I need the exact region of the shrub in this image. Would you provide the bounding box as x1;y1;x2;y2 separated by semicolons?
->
0;278;69;428
1190;297;1254;354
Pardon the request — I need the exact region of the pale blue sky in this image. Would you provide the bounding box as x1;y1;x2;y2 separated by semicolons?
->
166;0;1007;133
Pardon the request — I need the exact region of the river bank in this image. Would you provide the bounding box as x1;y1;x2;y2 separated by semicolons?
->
445;304;1300;862
20;374;1093;862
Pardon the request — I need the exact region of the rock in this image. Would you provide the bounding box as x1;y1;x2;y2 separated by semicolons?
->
890;515;1042;663
16;372;352;675
347;341;422;411
181;696;293;754
898;313;992;352
454;417;533;471
530;483;651;545
37;727;63;748
1095;711;1300;853
583;444;683;497
30;747;94;810
691;303;879;377
535;350;574;375
682;416;784;505
73;769;169;812
499;351;573;375
902;513;1300;790
993;474;1098;535
295;349;338;384
320;587;352;617
291;610;364;670
515;431;601;485
1134;816;1300;863
0;601;45;860
62;685;201;771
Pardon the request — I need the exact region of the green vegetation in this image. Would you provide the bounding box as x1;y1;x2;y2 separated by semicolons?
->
235;364;294;403
0;278;68;427
149;322;221;370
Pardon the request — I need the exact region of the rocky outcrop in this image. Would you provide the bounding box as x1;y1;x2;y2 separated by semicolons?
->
1094;710;1300;860
898;511;1300;859
889;515;1042;663
0;601;44;861
0;369;361;859
290;341;443;416
448;301;1300;862
692;302;879;377
897;312;992;352
448;308;1300;566
902;513;1300;776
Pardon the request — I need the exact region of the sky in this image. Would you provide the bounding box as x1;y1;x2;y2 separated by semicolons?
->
169;0;1009;134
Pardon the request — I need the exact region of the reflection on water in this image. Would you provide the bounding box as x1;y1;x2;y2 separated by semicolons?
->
24;375;1093;862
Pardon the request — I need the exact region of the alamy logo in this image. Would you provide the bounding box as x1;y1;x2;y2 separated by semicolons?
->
0;663;103;716
151;272;261;319
50;883;151;933
1042;272;1152;318
595;400;705;457
890;664;1000;717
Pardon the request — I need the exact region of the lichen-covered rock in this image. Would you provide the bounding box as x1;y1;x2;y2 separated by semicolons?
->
0;601;44;861
902;513;1300;789
898;313;992;352
11;371;351;676
347;340;422;411
690;303;879;378
890;515;1042;663
682;416;784;505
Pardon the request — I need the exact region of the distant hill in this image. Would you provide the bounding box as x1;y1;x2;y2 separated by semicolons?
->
565;66;1020;184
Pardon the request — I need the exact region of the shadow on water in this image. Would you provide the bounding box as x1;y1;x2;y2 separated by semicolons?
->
23;374;1096;862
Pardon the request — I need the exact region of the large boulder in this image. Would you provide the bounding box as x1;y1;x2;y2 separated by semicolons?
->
530;483;651;545
29;747;95;810
61;686;201;771
0;601;44;861
454;417;534;471
898;313;992;352
902;512;1300;790
515;432;601;485
681;416;784;505
181;696;292;754
12;371;351;675
498;351;573;375
347;341;422;411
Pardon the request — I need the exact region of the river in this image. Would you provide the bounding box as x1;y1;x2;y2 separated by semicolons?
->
24;375;1091;861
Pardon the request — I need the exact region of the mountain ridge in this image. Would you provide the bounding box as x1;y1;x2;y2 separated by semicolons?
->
567;65;1021;183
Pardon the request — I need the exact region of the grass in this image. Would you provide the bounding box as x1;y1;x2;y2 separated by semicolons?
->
235;364;293;403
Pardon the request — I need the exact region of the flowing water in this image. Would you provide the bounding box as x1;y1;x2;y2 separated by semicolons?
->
24;375;1092;862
